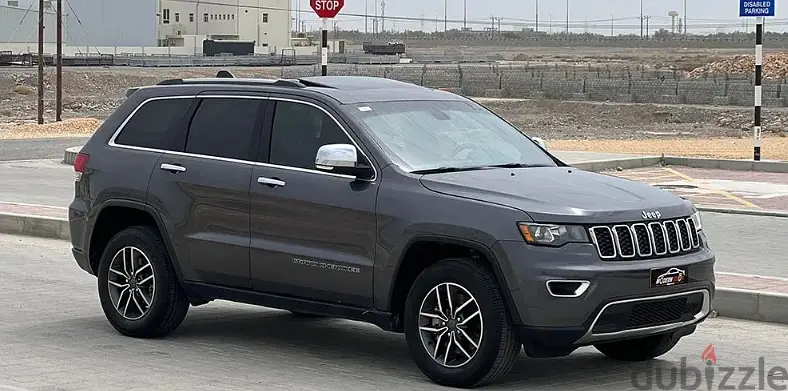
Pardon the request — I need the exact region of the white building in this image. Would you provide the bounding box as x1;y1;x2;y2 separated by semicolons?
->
156;0;291;53
0;1;60;44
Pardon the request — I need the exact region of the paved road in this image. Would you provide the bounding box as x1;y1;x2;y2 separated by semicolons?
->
703;212;788;278
0;159;74;207
0;232;787;391
0;138;88;162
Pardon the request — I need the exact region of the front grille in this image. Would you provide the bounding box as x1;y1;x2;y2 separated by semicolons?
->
592;292;705;334
589;217;700;261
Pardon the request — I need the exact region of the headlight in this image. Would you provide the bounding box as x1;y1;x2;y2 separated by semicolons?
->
690;211;703;231
518;222;589;246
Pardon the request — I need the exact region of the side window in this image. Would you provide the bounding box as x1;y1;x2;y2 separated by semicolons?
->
185;98;263;160
269;101;352;170
114;98;191;150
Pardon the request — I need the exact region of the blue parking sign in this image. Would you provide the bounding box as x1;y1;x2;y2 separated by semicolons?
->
740;0;775;17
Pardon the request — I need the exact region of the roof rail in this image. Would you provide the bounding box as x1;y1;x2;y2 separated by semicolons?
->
156;76;305;88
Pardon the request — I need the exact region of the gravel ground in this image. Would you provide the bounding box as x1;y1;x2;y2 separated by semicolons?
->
2;67;787;159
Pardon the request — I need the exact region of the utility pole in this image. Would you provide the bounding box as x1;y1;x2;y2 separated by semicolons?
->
420;9;424;32
684;0;687;36
610;13;614;37
565;0;569;35
37;0;44;125
639;0;643;38
463;0;467;30
443;0;447;33
364;0;368;34
56;0;62;122
645;15;651;39
380;0;385;33
535;0;538;33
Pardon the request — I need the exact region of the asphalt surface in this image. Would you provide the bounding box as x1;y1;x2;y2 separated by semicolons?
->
0;232;787;391
0;138;88;162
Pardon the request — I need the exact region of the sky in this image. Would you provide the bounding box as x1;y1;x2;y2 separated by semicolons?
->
295;0;784;35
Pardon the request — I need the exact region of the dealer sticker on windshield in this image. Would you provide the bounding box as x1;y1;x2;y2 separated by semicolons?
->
651;267;688;287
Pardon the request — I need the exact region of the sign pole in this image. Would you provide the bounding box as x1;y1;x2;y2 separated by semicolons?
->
754;16;764;161
321;17;328;76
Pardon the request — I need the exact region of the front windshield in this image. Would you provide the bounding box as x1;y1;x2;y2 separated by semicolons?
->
345;100;557;173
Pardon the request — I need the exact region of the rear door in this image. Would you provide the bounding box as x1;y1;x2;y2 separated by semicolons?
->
147;94;268;289
249;97;379;306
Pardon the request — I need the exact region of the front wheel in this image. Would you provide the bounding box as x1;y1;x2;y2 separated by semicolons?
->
594;333;681;361
404;258;521;388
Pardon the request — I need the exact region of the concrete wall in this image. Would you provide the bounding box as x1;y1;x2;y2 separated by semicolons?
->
278;64;786;108
66;0;156;46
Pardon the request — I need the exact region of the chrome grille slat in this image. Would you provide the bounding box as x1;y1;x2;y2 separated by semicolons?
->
589;217;700;261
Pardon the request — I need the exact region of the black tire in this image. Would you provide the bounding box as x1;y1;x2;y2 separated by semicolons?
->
96;225;190;338
594;333;681;361
404;258;521;388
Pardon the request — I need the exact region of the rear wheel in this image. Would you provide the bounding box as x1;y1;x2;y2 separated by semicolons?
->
97;226;189;338
404;258;521;388
594;333;681;361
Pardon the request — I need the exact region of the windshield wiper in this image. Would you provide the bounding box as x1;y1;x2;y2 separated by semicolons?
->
484;163;553;169
411;166;489;175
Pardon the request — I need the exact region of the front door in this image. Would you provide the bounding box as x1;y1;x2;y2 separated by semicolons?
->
147;95;268;288
249;98;378;306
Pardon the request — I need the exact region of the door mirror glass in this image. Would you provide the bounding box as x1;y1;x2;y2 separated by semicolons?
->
532;137;548;150
315;143;358;170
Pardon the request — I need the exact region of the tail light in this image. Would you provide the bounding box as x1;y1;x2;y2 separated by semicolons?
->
74;152;89;181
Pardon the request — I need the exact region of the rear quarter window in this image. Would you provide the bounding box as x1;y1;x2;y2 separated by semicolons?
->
113;98;192;150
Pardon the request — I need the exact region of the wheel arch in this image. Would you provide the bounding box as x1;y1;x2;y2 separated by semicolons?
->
387;235;523;331
86;199;183;280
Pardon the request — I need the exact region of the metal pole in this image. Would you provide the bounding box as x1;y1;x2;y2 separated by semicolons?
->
610;13;614;37
37;0;44;125
535;0;538;33
684;0;687;36
640;0;643;38
754;17;763;161
463;0;466;30
365;0;368;34
321;18;328;76
443;0;447;33
56;0;62;122
565;0;569;35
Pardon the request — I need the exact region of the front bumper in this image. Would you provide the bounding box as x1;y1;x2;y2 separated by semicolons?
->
491;233;715;353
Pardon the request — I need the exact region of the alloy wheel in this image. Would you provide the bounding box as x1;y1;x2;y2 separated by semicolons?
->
418;282;484;368
107;246;156;320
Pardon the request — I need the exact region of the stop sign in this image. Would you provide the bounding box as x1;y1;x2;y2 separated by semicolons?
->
310;0;344;18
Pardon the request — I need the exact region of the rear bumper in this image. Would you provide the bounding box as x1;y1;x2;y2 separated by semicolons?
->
72;247;93;275
491;235;715;353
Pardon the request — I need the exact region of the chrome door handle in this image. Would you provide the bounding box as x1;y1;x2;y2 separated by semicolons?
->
257;176;286;187
160;163;186;173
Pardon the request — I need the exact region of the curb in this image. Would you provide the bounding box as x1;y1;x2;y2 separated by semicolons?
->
697;206;788;218
63;146;81;165
663;156;788;173
1;211;787;326
570;157;663;172
712;287;788;325
0;213;69;241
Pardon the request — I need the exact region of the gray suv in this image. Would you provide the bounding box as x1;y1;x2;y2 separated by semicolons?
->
69;72;715;388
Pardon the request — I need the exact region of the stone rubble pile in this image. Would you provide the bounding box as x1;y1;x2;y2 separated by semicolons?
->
688;52;788;79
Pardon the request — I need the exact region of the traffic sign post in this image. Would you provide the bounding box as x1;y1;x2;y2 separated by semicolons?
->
310;0;344;76
740;0;775;161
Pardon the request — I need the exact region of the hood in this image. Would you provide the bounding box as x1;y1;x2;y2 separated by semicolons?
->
419;166;694;224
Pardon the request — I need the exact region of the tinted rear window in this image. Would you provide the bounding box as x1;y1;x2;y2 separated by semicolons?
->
114;98;192;150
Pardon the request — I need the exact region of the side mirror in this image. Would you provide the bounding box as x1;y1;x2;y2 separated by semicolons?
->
316;143;358;169
315;143;374;179
532;137;548;150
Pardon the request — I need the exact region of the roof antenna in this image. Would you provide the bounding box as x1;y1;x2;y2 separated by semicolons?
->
216;70;234;78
